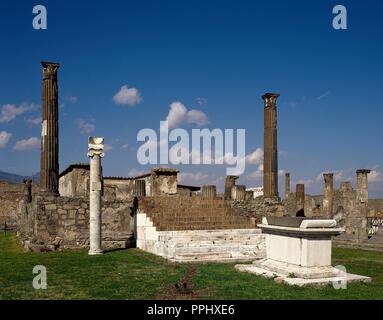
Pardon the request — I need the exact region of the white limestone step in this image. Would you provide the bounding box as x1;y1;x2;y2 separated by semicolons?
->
174;244;263;254
158;229;262;242
171;240;264;248
173;251;258;262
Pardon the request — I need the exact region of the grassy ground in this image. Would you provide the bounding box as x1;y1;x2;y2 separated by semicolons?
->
1;233;382;300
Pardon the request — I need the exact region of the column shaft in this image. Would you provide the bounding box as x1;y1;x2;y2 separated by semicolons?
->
40;62;60;196
263;93;280;198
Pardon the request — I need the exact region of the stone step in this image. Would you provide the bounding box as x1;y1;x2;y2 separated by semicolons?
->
174;244;263;254
156;224;253;231
172;240;264;247
158;229;262;242
151;216;250;223
172;251;258;262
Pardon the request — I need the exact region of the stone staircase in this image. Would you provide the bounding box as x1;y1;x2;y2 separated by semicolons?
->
135;197;265;262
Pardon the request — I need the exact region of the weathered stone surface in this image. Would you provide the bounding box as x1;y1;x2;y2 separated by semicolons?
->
262;93;280;199
40;62;60;196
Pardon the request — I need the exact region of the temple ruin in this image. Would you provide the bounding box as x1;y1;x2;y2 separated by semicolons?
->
0;61;381;262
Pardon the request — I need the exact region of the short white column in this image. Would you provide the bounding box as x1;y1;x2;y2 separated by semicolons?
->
87;137;105;255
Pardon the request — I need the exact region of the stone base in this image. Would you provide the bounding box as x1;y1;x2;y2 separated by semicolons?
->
88;250;103;255
235;259;371;287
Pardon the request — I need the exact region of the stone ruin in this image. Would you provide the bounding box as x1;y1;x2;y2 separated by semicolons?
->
0;61;381;263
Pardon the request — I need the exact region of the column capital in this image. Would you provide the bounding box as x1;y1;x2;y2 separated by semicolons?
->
356;169;371;175
262;93;280;108
41;61;60;80
323;173;334;181
88;137;105;158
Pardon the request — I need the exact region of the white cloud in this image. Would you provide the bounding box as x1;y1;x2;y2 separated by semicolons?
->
316;91;331;100
77;119;95;134
246;148;264;165
166;101;209;129
120;143;129;149
25;117;41;125
249;164;264;179
67;96;78;103
113;85;142;106
369;170;383;183
179;172;210;183
13;137;40;151
196;97;208;105
315;170;352;182
0;131;12;148
296;179;315;187
0;103;38;123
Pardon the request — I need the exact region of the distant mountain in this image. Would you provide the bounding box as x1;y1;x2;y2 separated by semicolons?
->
0;171;40;184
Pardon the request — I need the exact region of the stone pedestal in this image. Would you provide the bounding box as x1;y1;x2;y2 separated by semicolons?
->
202;185;217;199
87;137;105;255
235;217;370;286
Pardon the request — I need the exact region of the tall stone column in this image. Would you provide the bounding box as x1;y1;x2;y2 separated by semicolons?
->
354;169;371;242
224;175;238;200
356;170;370;204
296;184;305;216
40;62;60;196
285;173;290;199
263;93;280;199
87;137;105;255
323;173;334;218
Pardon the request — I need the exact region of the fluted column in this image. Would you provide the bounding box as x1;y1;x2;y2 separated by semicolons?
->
88;137;104;255
285;173;290;199
263;93;280;199
232;185;246;201
40;62;60;196
202;185;217;199
354;169;371;242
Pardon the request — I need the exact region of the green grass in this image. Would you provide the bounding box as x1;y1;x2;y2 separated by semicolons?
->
1;233;382;300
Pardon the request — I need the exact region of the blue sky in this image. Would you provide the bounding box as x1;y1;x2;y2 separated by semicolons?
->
0;0;382;197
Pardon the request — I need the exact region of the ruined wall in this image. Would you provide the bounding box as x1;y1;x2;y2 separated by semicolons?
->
152;174;177;195
231;197;285;223
18;195;134;251
282;193;323;218
59;167;89;197
0;181;38;229
103;178;135;201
